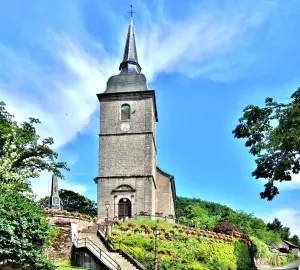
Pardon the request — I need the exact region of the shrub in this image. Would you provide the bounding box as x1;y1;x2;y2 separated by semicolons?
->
232;240;251;269
287;251;295;263
0;186;55;270
251;237;273;261
214;221;241;236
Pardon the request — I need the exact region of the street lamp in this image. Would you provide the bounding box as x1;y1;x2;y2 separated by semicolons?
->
123;197;127;221
154;226;160;270
105;201;110;237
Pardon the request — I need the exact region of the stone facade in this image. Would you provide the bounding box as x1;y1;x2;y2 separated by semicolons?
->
155;167;176;216
95;18;175;220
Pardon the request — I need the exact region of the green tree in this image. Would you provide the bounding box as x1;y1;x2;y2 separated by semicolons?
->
260;229;282;245
38;189;97;216
290;235;300;246
0;102;68;269
0;101;69;193
233;88;300;200
267;218;290;240
0;185;55;269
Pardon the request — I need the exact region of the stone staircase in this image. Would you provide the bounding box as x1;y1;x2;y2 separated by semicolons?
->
76;228;139;270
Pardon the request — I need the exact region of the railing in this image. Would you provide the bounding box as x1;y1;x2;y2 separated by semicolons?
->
98;224;106;234
97;227;115;252
73;234;121;270
118;243;147;270
97;224;147;270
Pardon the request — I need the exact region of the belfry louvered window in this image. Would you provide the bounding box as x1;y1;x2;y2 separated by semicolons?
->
121;104;130;120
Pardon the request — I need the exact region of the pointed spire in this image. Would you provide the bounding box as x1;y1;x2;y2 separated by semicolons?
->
119;15;142;74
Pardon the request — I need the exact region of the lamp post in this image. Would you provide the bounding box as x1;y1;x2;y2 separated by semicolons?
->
154;226;160;270
105;201;110;237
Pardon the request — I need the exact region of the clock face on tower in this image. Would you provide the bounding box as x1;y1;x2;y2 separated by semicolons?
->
120;122;130;131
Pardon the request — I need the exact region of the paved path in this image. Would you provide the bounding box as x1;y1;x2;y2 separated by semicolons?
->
271;260;300;270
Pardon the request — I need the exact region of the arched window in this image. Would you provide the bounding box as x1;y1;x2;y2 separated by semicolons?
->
121;104;130;120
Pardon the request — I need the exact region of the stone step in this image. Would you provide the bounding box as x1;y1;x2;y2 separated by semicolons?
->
78;231;139;270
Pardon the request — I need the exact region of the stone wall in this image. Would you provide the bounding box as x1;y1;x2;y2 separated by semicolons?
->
45;227;72;262
97;91;157;219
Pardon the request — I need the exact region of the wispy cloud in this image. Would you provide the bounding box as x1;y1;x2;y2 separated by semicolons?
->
0;0;297;209
136;0;278;81
277;173;300;191
264;207;300;236
31;171;88;200
0;34;118;148
0;0;279;149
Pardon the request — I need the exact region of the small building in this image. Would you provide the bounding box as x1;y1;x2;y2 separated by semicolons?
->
270;240;300;258
283;240;300;258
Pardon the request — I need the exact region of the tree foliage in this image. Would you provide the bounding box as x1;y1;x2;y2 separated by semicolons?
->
0;185;55;269
0;102;68;269
38;189;97;216
233;88;300;200
0;101;69;193
290;234;300;246
267;218;290;240
176;196;295;246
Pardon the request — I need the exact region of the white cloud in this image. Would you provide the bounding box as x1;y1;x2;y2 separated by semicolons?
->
0;34;118;149
0;2;276;149
264;207;300;236
0;1;279;194
31;171;88;200
277;173;300;191
136;1;277;81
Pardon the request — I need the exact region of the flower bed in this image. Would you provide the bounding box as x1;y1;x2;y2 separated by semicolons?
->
42;209;96;222
54;219;71;226
108;219;252;270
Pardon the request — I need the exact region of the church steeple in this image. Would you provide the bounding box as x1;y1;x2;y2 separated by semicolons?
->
119;17;142;74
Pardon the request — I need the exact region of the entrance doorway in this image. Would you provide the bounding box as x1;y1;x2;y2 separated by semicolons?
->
118;198;131;219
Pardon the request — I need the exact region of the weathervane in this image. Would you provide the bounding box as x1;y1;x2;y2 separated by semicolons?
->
128;5;136;18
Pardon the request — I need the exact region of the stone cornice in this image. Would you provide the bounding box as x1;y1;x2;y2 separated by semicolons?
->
94;175;157;189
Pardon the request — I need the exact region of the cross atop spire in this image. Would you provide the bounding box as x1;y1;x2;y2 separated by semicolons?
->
119;6;141;74
128;5;135;18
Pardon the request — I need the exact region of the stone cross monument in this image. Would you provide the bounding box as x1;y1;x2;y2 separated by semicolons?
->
49;174;61;210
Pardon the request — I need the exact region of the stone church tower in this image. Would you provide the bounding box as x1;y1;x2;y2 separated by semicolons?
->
95;18;176;220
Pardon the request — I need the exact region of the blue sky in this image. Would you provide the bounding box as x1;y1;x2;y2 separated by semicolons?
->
1;0;300;235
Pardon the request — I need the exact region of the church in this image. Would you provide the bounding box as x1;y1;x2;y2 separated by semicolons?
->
94;17;176;220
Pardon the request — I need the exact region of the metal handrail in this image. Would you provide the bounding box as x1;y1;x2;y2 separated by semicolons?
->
98;223;106;233
120;243;152;263
119;243;140;260
73;235;121;270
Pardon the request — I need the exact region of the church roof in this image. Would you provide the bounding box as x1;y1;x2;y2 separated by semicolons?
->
119;18;142;74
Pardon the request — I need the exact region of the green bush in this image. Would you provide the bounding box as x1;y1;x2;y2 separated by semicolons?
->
287;251;295;263
109;221;253;270
251;237;272;261
232;240;251;269
0;185;55;270
277;256;287;266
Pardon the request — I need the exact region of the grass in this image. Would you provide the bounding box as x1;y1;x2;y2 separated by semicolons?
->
54;259;90;270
